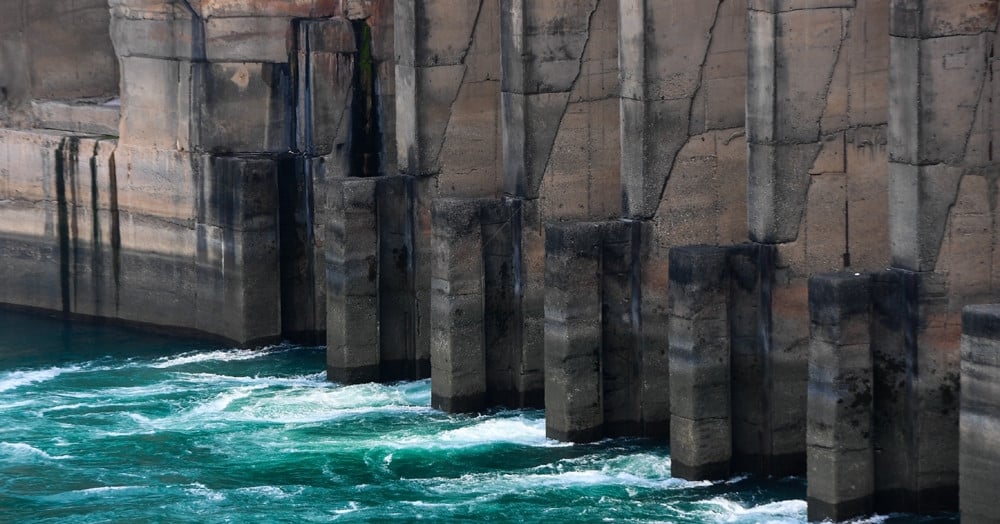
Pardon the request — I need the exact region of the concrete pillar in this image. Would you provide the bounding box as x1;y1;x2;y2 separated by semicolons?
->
543;221;646;441
807;273;874;522
376;175;420;380
326;177;380;383
545;222;604;442
726;243;768;474
481;199;529;407
960;304;1000;524
430;197;545;412
879;0;996;512
668;245;731;481
430;198;488;412
396;0;503;384
601;221;642;437
196;155;282;345
618;0;744;220
870;268;958;513
888;0;996;273
636;221;670;438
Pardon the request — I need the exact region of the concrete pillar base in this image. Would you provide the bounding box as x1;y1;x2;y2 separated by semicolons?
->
960;305;1000;524
668;245;732;481
807;272;874;523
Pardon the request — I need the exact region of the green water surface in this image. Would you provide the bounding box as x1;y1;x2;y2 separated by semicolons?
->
0;310;955;523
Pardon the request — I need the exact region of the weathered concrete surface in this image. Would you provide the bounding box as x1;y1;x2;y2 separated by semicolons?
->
0;0;119;127
878;0;1000;513
621;0;748;440
539;220;662;439
807;273;874;522
960;304;1000;524
490;0;623;428
749;0;890;266
31;100;121;137
501;0;620;219
326;177;379;383
889;0;999;276
545;222;605;443
430;197;543;410
620;0;746;220
325;175;423;383
396;0;502;195
394;0;503;394
668;246;731;481
0;129;284;345
736;0;891;479
430;198;489;412
870;269;960;513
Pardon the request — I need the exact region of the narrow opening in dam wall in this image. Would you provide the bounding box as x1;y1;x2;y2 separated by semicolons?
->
350;19;382;179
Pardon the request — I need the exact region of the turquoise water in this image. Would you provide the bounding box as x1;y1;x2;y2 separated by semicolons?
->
0;310;951;523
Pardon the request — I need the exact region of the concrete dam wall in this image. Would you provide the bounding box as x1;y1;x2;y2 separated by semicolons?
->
1;0;1000;521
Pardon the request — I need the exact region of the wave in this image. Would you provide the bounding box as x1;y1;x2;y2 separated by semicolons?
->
394;416;568;450
0;442;73;461
149;345;295;369
67;485;147;495
0;366;80;392
695;497;807;523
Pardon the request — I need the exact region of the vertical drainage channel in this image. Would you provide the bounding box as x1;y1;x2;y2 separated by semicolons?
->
54;138;80;315
89;141;104;314
108;151;121;311
277;156;320;344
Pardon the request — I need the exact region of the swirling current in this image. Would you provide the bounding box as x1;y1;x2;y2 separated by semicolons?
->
0;310;955;522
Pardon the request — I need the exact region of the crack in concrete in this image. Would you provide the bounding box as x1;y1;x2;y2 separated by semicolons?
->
432;0;487;177
686;1;724;138
646;0;723;219
961;19;999;163
787;8;852;246
536;0;601;194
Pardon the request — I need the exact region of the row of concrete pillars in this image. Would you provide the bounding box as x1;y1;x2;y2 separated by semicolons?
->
661;243;1000;522
17;2;993;522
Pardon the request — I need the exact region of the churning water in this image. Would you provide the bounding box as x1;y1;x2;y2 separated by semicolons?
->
0;310;952;522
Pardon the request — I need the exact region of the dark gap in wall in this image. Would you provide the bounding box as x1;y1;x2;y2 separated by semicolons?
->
54;138;75;314
277;155;321;344
351;19;382;178
108;150;121;310
89;141;104;314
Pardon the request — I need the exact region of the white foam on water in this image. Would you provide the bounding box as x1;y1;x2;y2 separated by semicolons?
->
0;441;73;461
37;402;91;415
330;501;361;516
416;452;709;501
0;366;80;392
851;516;891;524
0;399;39;411
68;485;148;495
148;345;296;369
695;497;807;523
188;386;264;416
185;483;226;502
235;485;301;499
393;416;567;450
171;372;327;388
210;382;432;424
